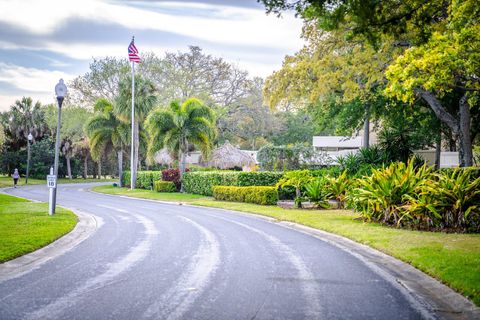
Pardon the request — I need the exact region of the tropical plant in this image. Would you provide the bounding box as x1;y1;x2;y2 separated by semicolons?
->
276;170;314;199
145;98;217;185
405;168;480;232
5;97;47;145
115;75;157;188
304;178;331;209
85;99;130;186
326;171;349;208
350;160;433;226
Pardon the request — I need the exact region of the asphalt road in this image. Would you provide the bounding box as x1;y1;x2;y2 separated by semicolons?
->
1;183;429;319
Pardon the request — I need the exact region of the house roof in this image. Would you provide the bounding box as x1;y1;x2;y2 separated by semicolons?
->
312;136;363;148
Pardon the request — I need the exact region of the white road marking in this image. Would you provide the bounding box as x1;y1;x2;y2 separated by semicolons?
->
25;213;158;320
143;216;220;320
211;215;324;318
97;204;129;213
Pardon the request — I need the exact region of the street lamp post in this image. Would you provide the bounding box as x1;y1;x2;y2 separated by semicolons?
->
49;79;67;215
26;133;33;184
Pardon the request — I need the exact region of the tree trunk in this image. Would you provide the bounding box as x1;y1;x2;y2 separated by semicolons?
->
435;135;441;170
66;156;72;179
418;89;459;134
363;104;370;148
118;149;123;187
98;160;102;178
459;95;473;167
179;138;187;192
417;89;474;166
83;156;88;179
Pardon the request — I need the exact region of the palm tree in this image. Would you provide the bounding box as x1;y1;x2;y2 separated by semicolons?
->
146;98;217;187
85;99;130;186
115;75;157;188
72;137;91;179
7;97;47;143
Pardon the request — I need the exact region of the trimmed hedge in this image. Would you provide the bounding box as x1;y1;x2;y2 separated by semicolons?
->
153;181;176;192
182;171;283;196
122;171;162;189
212;186;278;205
237;172;284;186
182;171;239;196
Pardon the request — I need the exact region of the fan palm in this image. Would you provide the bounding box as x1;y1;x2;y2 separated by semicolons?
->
7;97;47;143
146;98;216;187
85;99;130;186
114;75;157;188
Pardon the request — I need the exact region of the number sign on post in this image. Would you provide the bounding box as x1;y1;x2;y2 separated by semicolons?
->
47;175;57;189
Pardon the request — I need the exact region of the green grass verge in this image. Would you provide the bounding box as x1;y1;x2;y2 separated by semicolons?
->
0;193;78;263
92;185;480;306
0;176;115;188
92;185;208;202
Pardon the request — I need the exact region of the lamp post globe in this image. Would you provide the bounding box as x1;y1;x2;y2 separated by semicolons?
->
26;133;33;184
55;79;67;99
49;79;67;215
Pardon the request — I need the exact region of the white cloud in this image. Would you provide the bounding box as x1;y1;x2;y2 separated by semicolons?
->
0;63;74;110
0;0;303;62
0;0;304;108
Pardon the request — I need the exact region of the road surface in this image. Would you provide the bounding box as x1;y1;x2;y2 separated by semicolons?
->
0;183;428;319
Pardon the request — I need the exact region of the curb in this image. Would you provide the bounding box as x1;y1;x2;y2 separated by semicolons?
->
90;188;480;320
0;207;99;283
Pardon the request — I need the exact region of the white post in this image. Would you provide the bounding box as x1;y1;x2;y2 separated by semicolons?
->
48;167;54;215
130;61;135;189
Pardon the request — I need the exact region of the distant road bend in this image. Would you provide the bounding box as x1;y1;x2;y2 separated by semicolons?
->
0;183;430;319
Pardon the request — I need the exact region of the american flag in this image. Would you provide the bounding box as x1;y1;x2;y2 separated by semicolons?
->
128;37;141;63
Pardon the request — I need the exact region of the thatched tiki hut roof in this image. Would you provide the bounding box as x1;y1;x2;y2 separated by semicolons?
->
208;141;255;169
154;148;173;166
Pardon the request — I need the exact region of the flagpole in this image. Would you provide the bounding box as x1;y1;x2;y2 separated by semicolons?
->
130;59;135;190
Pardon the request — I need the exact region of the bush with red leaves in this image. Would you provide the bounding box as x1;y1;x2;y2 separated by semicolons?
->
161;168;189;191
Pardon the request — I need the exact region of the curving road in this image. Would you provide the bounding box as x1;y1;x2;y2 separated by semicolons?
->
0;183;429;319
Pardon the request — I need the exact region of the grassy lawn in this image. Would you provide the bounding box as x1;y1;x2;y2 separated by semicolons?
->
92;185;209;202
0;193;78;263
0;176;116;188
92;185;480;306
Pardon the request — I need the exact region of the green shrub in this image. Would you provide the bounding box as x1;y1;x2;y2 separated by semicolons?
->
309;166;343;178
121;171;161;189
349;160;433;226
405;168;480;232
276;170;314;198
212;186;278;205
122;171;131;187
304;178;331;208
325;171;350;208
153;180;176;193
182;171;239;196
237;171;283;186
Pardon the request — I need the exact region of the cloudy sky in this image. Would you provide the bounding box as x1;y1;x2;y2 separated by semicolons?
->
0;0;303;111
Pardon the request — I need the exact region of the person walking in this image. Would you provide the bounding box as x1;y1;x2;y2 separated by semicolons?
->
12;168;20;188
